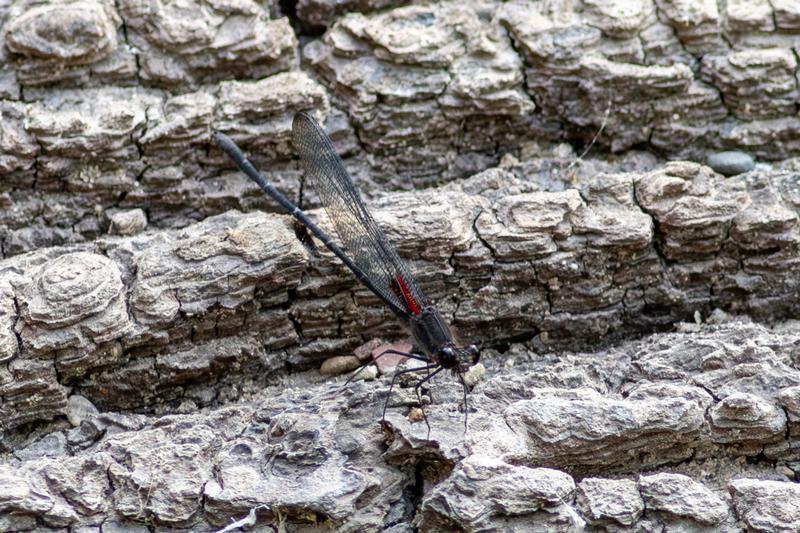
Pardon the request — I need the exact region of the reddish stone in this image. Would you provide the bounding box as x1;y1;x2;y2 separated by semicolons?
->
353;338;384;362
372;341;414;375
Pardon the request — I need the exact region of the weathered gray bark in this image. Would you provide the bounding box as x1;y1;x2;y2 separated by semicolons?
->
0;0;799;256
3;161;800;437
1;0;800;531
3;320;800;531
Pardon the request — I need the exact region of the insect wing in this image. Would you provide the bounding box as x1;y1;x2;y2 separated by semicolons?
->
291;112;427;319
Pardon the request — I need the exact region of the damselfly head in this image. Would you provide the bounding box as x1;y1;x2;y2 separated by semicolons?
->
440;342;481;373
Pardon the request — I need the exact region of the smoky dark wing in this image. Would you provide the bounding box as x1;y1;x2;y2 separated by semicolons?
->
291;112;427;317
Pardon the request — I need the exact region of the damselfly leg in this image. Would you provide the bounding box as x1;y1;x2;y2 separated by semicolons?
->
342;349;428;388
381;364;439;426
412;366;445;440
458;372;470;432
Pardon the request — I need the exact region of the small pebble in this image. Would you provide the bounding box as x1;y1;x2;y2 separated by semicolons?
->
707;151;755;176
499;153;520;167
66;394;99;427
319;355;361;376
108;208;147;235
408;407;425;423
463;362;486;387
350;364;378;382
554;142;575;159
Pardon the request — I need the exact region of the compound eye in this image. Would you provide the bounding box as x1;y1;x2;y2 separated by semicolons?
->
442;346;455;358
468;344;480;364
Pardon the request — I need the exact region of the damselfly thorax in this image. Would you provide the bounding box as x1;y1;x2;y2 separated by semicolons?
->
410;307;480;373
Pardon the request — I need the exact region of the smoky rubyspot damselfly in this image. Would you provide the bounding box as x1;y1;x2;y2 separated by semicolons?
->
214;112;480;433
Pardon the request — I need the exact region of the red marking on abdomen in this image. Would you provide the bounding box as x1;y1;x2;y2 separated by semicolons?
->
391;275;421;315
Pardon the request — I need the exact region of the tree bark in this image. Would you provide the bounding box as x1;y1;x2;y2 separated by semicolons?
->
1;0;800;531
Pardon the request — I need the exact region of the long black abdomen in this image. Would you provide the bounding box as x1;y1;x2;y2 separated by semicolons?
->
410;307;455;361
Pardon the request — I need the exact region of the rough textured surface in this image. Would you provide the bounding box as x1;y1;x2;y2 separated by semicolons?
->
1;320;799;531
1;161;800;529
2;0;800;531
638;472;729;526
730;479;800;532
0;0;799;252
2;164;800;435
576;477;644;527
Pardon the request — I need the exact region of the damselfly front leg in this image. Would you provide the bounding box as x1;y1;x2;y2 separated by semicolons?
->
342;348;428;388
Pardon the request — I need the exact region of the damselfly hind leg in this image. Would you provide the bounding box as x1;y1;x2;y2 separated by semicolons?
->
381;364;439;428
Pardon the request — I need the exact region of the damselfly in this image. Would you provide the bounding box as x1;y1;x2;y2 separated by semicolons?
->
214;112;480;433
